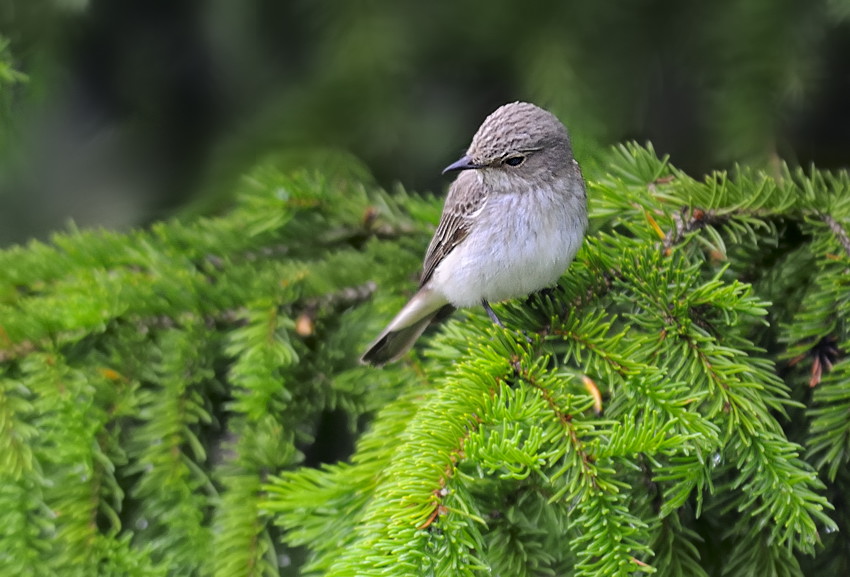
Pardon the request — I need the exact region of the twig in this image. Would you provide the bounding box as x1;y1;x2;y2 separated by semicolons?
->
820;213;850;259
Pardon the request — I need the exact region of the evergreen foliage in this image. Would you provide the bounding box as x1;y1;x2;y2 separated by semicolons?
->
1;145;849;575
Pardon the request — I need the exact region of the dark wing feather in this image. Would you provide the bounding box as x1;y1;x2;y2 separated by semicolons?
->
420;175;487;287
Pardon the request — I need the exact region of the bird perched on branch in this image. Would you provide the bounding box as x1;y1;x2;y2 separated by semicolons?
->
362;101;587;366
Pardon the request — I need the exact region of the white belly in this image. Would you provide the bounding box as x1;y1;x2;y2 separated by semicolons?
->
430;187;585;308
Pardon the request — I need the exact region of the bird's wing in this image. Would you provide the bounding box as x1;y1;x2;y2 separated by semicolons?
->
420;175;487;287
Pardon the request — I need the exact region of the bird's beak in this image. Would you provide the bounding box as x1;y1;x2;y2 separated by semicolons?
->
442;155;481;175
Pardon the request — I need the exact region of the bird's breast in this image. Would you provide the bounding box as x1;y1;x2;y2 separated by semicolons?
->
431;181;586;308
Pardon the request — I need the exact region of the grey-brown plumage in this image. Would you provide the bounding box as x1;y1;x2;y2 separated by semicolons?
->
361;102;587;366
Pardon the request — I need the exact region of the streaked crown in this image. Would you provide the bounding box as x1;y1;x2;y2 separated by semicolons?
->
466;102;570;164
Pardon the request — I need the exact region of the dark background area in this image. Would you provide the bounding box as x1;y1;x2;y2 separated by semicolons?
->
2;0;850;244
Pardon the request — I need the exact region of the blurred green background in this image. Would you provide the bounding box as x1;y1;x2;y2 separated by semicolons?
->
2;0;850;244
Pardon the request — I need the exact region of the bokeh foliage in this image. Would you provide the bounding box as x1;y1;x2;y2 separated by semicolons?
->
2;1;850;240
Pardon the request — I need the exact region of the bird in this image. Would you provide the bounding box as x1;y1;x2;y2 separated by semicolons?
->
361;101;587;366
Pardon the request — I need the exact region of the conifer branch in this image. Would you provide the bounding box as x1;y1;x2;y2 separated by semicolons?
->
3;147;849;575
662;206;729;252
821;213;850;259
513;358;599;490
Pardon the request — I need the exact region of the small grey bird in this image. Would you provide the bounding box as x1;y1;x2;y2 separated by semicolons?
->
361;101;587;366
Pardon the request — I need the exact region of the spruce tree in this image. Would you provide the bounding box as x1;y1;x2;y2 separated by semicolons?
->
0;144;848;576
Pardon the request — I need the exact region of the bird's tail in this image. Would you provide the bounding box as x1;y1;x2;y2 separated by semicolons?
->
361;289;453;366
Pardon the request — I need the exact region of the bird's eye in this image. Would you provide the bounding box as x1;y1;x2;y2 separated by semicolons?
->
503;155;526;167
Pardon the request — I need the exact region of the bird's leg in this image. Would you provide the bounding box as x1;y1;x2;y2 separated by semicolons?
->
482;299;535;344
481;299;506;328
